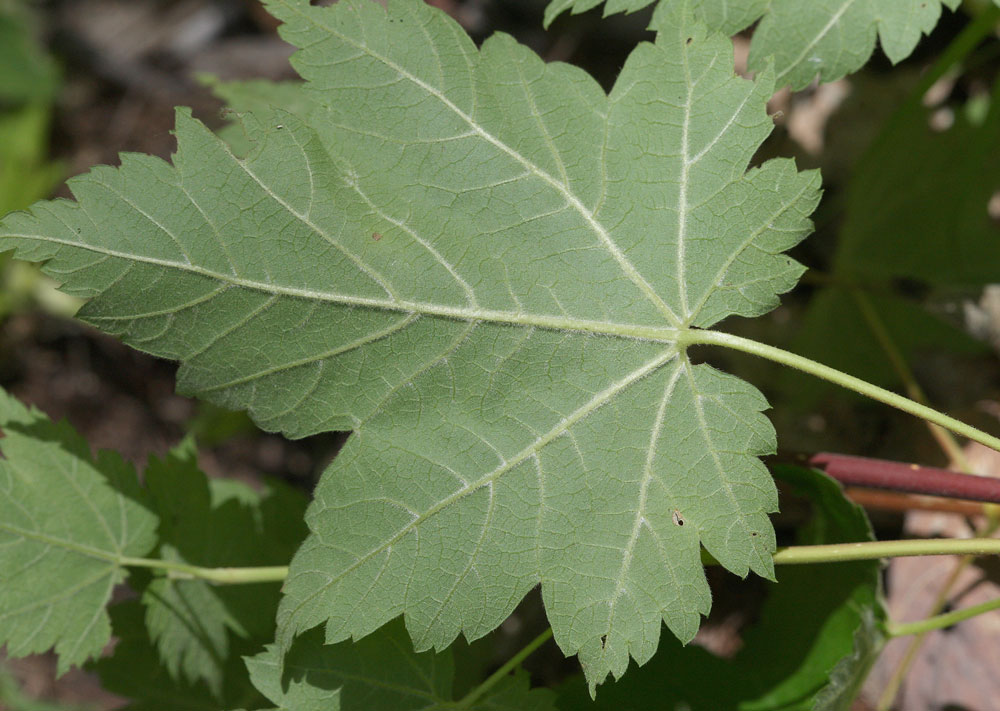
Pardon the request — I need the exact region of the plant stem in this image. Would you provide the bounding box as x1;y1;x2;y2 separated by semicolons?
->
124;534;1000;587
875;517;1000;710
888;595;1000;638
119;556;289;584
844;487;988;516
684;330;1000;454
454;627;554;708
769;538;1000;564
809;452;1000;503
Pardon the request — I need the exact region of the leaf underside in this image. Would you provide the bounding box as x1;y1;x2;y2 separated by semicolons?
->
545;0;966;90
0;387;157;674
0;0;819;690
556;465;886;710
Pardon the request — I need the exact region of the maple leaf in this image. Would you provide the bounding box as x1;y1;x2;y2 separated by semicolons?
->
0;0;819;690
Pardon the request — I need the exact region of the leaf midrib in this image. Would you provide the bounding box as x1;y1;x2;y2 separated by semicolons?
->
776;0;859;83
0;520;124;567
598;360;685;661
8;231;681;342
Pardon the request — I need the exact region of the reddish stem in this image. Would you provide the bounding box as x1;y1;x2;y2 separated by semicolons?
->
809;452;1000;504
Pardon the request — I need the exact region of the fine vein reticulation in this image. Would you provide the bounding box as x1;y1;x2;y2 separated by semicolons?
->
0;0;820;691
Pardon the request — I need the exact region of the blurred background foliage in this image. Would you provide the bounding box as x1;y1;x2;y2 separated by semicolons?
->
0;0;998;709
0;0;74;321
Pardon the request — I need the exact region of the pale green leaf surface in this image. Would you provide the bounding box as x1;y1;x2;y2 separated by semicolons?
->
0;0;819;690
200;76;312;156
0;387;157;674
747;0;962;89
547;0;965;89
246;619;555;711
555;465;885;711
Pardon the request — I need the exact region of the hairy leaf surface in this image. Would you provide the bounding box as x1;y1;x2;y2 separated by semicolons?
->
546;0;969;90
246;619;555;710
0;387;157;673
555;465;885;710
0;0;819;690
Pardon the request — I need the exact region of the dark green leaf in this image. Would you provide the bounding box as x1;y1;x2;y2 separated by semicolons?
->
0;9;59;104
94;601;267;711
141;441;308;695
785;289;987;404
790;91;1000;400
245;619;555;711
835;97;1000;287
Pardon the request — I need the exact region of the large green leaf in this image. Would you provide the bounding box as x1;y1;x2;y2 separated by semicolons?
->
0;387;158;674
555;465;885;711
545;0;968;90
0;0;820;691
245;619;555;711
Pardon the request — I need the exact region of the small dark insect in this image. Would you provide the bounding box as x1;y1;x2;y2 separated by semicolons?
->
672;510;685;526
372;232;382;241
